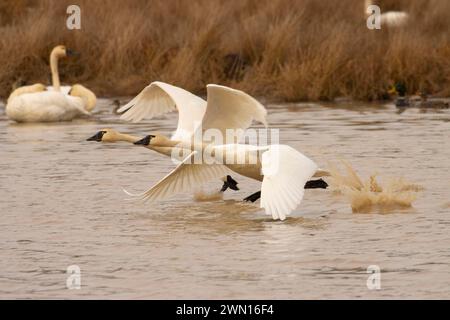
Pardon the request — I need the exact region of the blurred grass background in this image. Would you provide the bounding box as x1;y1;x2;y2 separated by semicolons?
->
0;0;449;101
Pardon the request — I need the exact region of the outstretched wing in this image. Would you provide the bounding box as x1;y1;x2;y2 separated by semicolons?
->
118;81;207;141
201;85;268;143
260;145;318;220
125;151;230;202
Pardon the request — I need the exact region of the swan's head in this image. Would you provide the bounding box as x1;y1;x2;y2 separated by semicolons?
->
7;83;47;104
87;129;119;142
51;45;79;58
69;84;97;111
134;135;156;146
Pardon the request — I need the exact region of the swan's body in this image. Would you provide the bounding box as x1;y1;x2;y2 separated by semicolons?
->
7;83;46;105
381;11;408;27
46;85;72;95
365;0;409;28
5;45;96;123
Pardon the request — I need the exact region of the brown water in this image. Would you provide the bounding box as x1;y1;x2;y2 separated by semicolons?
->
0;99;449;299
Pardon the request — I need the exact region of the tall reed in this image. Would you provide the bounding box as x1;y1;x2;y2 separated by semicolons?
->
0;0;449;101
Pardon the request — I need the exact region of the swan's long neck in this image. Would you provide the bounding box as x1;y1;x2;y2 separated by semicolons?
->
149;137;188;159
147;146;179;158
50;51;61;92
114;133;141;143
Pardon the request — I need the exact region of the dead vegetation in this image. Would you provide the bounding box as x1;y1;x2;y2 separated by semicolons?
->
0;0;449;101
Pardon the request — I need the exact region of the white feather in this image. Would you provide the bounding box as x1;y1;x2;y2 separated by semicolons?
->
118;81;207;142
128;151;230;202
119;82;268;144
201;84;268;141
46;85;72;95
260;145;318;220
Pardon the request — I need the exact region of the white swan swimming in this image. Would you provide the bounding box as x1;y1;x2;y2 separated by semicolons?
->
5;45;97;122
365;0;409;27
114;84;328;220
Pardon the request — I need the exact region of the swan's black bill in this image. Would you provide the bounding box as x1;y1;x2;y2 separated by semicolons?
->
87;131;106;142
66;48;80;57
134;135;154;146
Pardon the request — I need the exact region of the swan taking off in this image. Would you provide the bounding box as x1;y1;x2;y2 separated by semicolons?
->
365;0;409;28
86;128;240;194
6;45;97;122
117;81;268;191
131;134;327;221
116;82;327;220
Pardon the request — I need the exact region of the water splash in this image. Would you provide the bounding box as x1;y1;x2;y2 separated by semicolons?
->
327;161;423;213
193;190;224;202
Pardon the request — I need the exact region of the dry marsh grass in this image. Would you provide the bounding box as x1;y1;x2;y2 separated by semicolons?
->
0;0;449;101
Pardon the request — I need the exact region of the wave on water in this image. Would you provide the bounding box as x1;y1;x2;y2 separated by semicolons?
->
328;161;423;213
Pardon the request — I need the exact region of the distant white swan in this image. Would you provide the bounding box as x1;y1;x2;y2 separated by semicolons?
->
365;0;409;27
6;45;97;122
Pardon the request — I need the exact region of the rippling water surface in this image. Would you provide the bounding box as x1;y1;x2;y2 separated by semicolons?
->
0;99;449;299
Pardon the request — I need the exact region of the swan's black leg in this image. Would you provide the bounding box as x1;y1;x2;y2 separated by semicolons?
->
220;175;239;192
304;178;328;189
243;179;328;202
243;191;261;202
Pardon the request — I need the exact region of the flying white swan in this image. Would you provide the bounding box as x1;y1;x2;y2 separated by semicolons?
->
115;84;328;220
6;45;97;122
130;133;327;220
365;0;409;27
116;81;269;191
86;128;237;193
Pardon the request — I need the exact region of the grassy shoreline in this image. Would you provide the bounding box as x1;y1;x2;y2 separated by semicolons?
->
1;0;449;102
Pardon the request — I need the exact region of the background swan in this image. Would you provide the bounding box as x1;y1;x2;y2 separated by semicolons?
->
6;45;97;122
365;0;409;27
45;45;78;94
6;83;46;105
